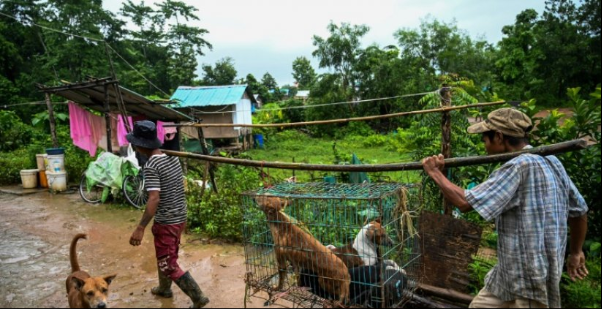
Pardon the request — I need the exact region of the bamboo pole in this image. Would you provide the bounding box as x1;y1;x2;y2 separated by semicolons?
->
417;283;474;305
165;101;507;129
162;139;588;172
440;85;453;216
45;93;59;148
104;84;112;153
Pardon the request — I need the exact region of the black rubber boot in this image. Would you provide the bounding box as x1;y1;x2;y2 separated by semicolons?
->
175;272;210;308
151;269;174;298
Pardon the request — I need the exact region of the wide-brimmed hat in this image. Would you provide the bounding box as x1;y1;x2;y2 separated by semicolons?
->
126;120;162;149
467;108;533;138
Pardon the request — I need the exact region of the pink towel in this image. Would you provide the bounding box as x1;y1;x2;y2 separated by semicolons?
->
69;102;97;156
156;121;166;144
117;115;134;146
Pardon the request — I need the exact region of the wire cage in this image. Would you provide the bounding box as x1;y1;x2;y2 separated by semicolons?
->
241;182;422;308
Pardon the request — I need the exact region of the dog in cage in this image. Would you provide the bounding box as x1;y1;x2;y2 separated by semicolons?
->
255;195;351;304
297;219;412;307
328;219;405;273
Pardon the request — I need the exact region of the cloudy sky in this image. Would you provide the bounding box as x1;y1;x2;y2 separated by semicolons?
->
102;0;546;86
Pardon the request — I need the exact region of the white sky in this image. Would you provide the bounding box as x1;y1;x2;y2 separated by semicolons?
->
102;0;546;86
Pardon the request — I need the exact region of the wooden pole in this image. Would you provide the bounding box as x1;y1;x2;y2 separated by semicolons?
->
417;283;474;305
161;139;588;172
165;101;507;129
104;42;131;133
440;85;453;216
45;93;59;148
104;84;113;153
197;126;218;193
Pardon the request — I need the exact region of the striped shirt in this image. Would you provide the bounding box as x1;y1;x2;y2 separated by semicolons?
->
465;147;588;308
144;154;187;225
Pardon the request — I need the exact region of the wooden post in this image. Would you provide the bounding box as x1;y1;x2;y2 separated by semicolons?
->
104;84;113;153
197;126;218;193
45;93;59;148
440;85;453;216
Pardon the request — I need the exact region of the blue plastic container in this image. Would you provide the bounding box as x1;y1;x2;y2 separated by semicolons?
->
46;148;65;155
254;134;265;149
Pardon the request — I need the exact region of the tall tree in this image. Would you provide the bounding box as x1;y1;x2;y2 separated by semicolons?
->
292;56;316;89
395;17;494;87
312;22;369;99
201;57;237;85
495;0;601;105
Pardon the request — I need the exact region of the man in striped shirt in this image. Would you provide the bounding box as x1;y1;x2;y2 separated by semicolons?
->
127;121;209;308
422;108;589;308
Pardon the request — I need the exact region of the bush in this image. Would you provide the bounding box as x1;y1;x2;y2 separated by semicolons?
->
334;122;374;139
561;258;601;308
0;149;35;185
186;165;264;241
0;110;43;152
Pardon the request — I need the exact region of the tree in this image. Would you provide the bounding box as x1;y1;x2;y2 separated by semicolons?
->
261;72;278;90
201;57;237;85
495;1;601;105
394;17;495;87
312;22;369;99
292;56;316;89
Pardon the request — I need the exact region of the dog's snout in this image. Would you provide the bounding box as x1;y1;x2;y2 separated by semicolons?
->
97;302;107;309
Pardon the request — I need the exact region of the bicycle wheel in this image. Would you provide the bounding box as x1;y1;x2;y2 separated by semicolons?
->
122;174;147;209
79;174;103;204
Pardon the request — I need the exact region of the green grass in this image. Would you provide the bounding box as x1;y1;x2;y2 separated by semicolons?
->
243;130;421;184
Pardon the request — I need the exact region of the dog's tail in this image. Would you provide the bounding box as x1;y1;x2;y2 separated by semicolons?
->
70;234;87;273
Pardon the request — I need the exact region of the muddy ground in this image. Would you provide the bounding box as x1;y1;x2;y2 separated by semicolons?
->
0;190;273;308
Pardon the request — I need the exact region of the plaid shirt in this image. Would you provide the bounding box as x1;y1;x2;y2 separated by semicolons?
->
465;148;588;308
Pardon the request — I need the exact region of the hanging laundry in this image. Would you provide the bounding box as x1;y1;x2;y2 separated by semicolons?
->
156;121;166;144
161;122;177;142
69;102;97;156
116;114;134;146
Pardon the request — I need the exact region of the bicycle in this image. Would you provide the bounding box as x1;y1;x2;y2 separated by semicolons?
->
122;170;147;209
79;170;147;209
79;173;104;204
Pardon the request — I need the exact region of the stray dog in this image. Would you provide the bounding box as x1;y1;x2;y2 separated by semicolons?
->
256;196;351;303
329;219;403;272
66;234;117;308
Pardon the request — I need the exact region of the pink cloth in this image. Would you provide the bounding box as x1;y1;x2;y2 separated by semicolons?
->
117;115;134;146
156;121;166;144
69;102;97;156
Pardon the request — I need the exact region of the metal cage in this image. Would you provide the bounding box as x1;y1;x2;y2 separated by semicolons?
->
241;183;421;308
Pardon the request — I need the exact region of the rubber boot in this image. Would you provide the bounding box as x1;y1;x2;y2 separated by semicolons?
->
174;272;210;308
151;269;174;298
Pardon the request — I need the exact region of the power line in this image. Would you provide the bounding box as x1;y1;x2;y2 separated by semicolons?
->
0;11;103;42
0;11;171;97
1;101;67;109
105;44;171;97
192;90;443;115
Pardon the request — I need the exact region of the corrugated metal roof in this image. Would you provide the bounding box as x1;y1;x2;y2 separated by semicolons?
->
37;78;192;121
170;85;254;108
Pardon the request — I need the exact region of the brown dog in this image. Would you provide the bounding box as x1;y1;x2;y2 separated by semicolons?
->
256;196;350;303
66;234;116;308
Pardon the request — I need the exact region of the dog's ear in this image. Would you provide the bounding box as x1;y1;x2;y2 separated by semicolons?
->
103;274;117;286
72;277;86;291
375;217;382;224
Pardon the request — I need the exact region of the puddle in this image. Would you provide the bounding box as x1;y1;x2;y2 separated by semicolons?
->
0;191;268;308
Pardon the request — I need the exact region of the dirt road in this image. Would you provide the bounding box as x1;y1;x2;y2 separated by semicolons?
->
0;190;267;308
